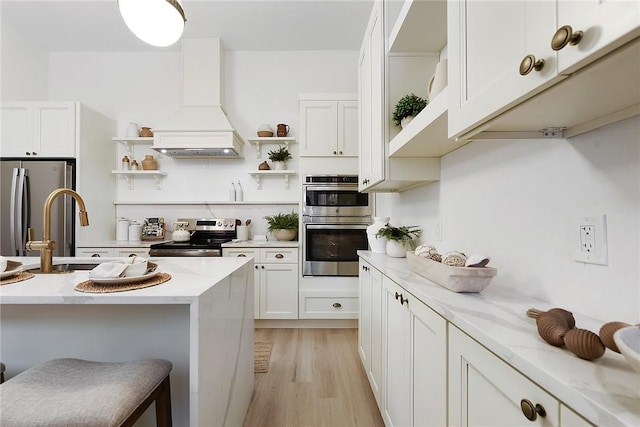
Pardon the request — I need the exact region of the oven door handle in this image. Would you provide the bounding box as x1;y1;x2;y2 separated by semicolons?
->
305;224;369;230
304;185;360;192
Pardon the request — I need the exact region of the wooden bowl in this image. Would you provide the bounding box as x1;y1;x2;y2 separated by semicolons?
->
257;131;273;137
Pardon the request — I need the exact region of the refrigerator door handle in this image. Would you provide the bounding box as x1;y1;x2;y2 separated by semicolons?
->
9;168;19;255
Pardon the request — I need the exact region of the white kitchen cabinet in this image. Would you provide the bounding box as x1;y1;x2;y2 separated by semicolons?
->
223;247;298;319
382;275;447;427
299;95;358;157
555;1;640;75
449;324;560;427
358;259;383;408
561;404;595;427
76;247;150;258
1;102;76;158
358;0;441;193
112;137;167;190
448;0;640;140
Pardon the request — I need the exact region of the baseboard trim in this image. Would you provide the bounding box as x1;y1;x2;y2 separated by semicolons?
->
255;319;358;328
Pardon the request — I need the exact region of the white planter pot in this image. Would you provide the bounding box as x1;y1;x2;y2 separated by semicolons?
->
272;229;296;241
400;116;414;129
272;161;286;170
386;240;408;258
367;216;390;254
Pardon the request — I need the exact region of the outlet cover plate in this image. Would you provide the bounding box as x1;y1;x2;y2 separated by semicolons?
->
575;214;608;265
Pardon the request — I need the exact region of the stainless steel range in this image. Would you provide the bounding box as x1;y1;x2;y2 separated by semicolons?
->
149;218;236;257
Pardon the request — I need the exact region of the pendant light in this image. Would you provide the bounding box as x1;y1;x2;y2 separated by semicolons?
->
118;0;186;47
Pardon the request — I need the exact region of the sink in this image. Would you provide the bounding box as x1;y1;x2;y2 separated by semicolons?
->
614;326;640;374
27;262;101;274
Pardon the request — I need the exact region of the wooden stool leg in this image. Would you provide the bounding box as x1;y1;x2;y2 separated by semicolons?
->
155;377;172;427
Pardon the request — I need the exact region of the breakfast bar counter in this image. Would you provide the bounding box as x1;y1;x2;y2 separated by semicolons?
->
0;257;254;427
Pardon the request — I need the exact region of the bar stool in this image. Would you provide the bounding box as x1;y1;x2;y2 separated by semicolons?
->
0;358;172;427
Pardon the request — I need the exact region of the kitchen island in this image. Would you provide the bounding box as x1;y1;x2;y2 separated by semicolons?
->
0;256;254;427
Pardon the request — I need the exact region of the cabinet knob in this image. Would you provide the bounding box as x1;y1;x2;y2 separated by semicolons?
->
275;253;284;259
338;151;343;155
333;150;337;155
25;152;30;156
261;265;265;269
519;55;545;75
400;295;408;305
332;302;342;308
551;25;583;51
237;254;246;257
520;399;546;422
255;265;259;269
362;265;369;271
395;291;401;300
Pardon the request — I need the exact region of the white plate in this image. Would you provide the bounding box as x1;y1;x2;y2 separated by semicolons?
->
90;270;160;285
0;265;23;279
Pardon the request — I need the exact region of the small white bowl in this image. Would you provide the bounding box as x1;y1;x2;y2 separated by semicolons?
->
0;256;7;272
614;326;640;374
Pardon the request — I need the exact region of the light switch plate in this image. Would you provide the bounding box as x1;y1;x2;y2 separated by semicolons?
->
574;214;608;265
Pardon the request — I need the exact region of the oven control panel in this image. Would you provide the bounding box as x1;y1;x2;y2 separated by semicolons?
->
178;218;237;231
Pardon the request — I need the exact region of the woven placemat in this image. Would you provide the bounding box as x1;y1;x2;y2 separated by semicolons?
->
0;271;35;286
75;272;172;293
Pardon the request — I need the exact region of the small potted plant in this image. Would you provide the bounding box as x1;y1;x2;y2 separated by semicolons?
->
376;223;422;258
264;211;299;241
392;93;428;128
267;146;292;170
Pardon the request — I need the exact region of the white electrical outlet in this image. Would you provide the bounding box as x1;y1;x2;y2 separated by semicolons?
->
575;214;608;265
434;218;443;242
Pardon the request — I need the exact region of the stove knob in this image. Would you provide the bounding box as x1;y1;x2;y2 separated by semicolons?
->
217;221;222;227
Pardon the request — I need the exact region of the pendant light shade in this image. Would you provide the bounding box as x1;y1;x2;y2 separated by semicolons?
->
118;0;186;47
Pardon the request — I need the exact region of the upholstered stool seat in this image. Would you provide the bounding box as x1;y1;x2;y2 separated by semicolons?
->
0;358;172;427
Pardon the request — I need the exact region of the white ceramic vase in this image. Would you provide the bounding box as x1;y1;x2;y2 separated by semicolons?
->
386;240;408;258
273;161;286;170
367;216;390;254
428;59;448;101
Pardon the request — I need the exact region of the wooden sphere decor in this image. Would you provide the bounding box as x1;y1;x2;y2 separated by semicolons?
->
536;313;571;347
563;328;606;360
599;321;631;353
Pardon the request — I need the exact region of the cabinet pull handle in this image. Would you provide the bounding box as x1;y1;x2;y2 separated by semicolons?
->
519;55;545;75
275;253;284;259
237;254;246;257
551;25;583;51
91;253;101;257
332;302;342;308
520;399;546;421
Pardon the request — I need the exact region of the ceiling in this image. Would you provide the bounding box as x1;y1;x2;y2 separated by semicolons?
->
0;0;375;52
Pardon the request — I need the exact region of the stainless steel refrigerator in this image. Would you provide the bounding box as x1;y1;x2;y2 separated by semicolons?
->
1;159;76;257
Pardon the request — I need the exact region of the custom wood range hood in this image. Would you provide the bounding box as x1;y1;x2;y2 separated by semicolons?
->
153;38;245;158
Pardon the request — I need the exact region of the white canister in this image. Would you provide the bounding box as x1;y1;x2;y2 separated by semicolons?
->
128;223;142;241
236;225;250;241
367;216;390;254
126;122;139;137
427;59;448;101
116;218;130;241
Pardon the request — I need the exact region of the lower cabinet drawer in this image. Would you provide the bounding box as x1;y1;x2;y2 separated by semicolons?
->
301;295;359;319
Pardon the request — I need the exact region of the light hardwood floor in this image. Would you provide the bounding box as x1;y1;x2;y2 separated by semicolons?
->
243;328;385;427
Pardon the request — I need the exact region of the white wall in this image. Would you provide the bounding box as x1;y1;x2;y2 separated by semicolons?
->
376;116;640;322
0;26;48;100
47;48;359;236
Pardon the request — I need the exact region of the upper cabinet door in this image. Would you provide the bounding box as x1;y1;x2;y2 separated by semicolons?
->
299;100;338;157
448;0;563;138
33;102;76;157
0;103;32;157
555;0;640;75
337;100;358;157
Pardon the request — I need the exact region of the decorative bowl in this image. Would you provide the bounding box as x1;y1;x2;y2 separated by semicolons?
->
271;229;296;241
614;326;640;374
406;252;497;293
257;130;274;137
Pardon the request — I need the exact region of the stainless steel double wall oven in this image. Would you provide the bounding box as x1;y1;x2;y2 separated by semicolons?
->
302;175;372;277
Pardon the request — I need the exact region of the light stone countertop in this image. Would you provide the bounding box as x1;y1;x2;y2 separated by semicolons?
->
0;256;252;304
359;251;640;427
222;240;299;248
